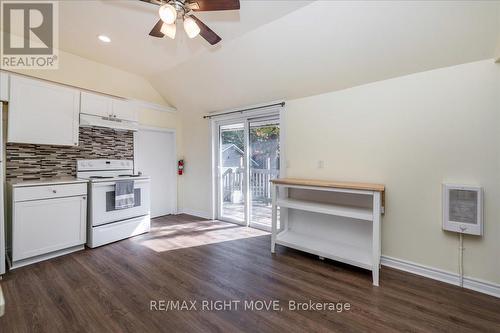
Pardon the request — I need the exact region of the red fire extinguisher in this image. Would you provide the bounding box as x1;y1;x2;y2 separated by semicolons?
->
178;159;184;175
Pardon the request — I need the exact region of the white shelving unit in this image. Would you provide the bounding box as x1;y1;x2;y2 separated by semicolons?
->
271;178;385;286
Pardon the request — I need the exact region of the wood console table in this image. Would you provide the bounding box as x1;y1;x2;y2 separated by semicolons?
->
270;178;385;286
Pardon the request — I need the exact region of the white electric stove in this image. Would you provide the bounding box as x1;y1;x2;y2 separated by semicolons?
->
77;159;151;248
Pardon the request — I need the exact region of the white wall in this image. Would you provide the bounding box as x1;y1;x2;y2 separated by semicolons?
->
2;32;180;133
152;1;500;113
181;59;500;284
5;47;166;106
496;9;500;62
178;115;212;217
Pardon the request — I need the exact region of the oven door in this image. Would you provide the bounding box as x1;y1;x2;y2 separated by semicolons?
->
90;179;150;227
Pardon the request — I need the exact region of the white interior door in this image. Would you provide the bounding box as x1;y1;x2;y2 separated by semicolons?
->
135;128;176;218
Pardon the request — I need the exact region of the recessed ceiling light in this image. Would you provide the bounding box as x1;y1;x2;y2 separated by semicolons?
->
98;35;111;43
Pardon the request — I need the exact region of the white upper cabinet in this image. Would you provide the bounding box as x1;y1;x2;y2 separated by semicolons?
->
8;75;80;146
112;99;139;122
0;71;8;101
80;91;113;118
81;91;138;122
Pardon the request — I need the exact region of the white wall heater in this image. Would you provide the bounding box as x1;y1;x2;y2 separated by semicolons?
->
442;184;483;236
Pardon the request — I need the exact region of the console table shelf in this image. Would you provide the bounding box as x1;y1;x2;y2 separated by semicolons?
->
276;230;373;270
277;198;373;221
271;178;385;286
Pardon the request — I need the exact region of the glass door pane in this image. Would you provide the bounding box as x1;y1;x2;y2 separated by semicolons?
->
248;118;280;230
219;123;246;224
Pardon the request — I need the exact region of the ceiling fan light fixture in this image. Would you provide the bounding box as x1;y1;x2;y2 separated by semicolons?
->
160;22;176;39
183;16;200;38
159;3;177;24
97;35;111;43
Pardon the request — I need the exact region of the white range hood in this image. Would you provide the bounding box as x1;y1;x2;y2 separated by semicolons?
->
80;113;139;131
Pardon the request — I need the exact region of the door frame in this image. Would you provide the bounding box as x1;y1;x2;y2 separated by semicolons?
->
0;103;5;275
210;102;286;227
134;125;178;215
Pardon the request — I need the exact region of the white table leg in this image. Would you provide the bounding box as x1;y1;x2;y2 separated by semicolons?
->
372;191;381;286
0;285;4;317
271;184;277;253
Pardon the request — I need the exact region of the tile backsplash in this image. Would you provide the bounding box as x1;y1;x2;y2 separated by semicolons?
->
6;127;134;181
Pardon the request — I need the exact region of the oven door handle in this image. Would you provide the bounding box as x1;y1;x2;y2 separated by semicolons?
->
92;179;150;187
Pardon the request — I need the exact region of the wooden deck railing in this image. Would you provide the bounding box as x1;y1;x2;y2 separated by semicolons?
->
222;168;279;202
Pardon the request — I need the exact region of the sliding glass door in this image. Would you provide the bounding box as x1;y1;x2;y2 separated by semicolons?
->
218;123;246;224
248;118;280;230
216;115;280;230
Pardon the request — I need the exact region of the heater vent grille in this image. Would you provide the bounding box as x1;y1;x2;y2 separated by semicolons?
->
443;184;483;236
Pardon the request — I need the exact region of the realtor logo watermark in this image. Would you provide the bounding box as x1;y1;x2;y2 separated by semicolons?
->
1;1;59;69
150;299;352;313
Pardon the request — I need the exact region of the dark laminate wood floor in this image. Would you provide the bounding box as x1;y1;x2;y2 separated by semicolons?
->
1;214;499;333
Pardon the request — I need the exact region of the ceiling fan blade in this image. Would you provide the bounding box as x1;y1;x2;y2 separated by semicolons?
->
139;0;163;6
149;19;165;38
190;0;240;11
191;15;222;45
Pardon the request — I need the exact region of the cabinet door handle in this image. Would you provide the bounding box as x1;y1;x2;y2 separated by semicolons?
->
52;190;57;193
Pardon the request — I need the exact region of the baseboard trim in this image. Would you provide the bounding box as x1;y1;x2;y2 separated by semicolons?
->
381;256;500;298
178;208;213;220
9;245;85;270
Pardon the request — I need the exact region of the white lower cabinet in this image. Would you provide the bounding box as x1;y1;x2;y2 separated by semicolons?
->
8;181;88;268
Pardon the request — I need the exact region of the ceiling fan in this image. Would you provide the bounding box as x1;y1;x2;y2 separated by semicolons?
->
140;0;240;45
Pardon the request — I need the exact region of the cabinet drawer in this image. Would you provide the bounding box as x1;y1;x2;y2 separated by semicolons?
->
14;183;87;202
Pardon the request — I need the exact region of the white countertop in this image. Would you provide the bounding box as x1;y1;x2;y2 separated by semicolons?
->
8;177;88;188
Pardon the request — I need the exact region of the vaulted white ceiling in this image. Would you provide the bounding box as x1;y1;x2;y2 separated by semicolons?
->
58;0;308;76
59;1;500;113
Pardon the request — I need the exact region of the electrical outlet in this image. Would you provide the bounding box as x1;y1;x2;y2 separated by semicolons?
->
317;160;324;169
